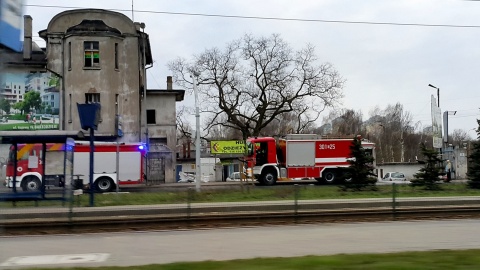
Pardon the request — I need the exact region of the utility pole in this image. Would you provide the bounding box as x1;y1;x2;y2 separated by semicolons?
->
192;72;201;192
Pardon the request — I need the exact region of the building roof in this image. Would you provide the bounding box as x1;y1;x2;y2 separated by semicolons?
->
66;19;122;36
0;43;46;67
146;89;185;101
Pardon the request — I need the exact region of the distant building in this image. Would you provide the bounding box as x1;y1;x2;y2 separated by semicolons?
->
1;79;26;110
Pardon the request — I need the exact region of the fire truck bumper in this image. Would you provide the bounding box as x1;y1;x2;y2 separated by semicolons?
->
4;177;19;188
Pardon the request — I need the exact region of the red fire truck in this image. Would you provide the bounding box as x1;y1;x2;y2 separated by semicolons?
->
4;141;147;192
245;134;375;185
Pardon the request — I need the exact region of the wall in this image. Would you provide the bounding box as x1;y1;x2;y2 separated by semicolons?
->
376;163;423;180
179;158;220;182
145;91;180;183
41;9;143;142
377;159;467;180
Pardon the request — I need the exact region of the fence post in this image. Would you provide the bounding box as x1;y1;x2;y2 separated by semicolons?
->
68;189;74;226
187;187;193;225
392;182;397;218
294;184;299;223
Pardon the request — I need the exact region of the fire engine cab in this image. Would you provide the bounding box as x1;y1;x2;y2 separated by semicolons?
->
245;134;375;185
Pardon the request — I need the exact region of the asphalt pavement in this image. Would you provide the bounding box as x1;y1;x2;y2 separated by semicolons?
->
1;219;480;268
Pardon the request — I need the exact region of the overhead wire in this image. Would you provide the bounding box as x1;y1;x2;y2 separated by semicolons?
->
24;4;480;29
24;3;480;129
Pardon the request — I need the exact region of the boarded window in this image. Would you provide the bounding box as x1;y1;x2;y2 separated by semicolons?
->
146;109;156;124
114;43;119;69
68;42;72;69
85;93;100;103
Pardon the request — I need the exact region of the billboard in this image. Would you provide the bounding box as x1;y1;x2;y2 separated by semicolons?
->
210;140;245;154
0;0;23;52
0;71;60;131
431;95;443;148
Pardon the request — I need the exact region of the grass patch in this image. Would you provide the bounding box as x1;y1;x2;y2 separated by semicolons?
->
22;249;480;270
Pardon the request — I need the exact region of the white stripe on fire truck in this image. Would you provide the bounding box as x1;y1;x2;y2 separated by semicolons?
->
315;158;348;163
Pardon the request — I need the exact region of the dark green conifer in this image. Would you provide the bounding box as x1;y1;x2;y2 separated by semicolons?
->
411;143;442;190
342;135;377;191
467;120;480;189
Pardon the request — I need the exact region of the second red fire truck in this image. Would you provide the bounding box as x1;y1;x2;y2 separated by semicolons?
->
245;134;375;185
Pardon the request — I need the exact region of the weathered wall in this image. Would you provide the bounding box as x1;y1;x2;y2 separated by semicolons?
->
146;93;178;183
43;9;142;142
376;163;423;180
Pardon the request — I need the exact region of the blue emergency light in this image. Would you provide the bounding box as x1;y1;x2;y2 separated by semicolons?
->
138;144;147;150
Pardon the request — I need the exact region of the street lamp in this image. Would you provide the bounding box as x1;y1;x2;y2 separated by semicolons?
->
443;110;457;143
428;84;440;107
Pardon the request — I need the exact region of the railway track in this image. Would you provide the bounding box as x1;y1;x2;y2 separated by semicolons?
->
2;198;480;236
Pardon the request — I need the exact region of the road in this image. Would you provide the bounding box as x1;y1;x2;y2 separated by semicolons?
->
1;219;480;269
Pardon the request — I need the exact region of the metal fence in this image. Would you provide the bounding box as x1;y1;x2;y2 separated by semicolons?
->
1;182;480;234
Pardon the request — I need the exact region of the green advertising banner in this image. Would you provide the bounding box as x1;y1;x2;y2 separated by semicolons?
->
210;140;245;154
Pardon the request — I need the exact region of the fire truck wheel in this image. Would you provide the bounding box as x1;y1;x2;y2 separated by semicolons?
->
21;176;41;191
323;170;337;184
95;177;114;192
261;170;277;186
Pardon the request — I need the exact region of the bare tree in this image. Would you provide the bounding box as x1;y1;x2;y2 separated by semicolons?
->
319;109;364;137
450;129;471;147
169;33;345;139
176;105;193;139
367;103;420;163
336;109;365;136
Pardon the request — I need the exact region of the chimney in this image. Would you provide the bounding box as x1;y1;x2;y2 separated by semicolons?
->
167;76;173;90
23;15;32;60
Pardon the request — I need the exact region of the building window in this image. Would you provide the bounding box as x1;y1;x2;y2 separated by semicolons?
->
84;41;100;68
85;93;100;103
51;94;54;100
68;94;72;123
146;109;156;124
114;43;119;70
68;42;72;70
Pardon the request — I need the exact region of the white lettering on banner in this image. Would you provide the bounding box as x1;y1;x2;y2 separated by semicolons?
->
318;144;336;150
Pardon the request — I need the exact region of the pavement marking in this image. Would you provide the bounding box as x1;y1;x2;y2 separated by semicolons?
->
0;253;110;267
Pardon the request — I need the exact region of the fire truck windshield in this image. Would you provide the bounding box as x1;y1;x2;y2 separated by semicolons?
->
246;141;254;156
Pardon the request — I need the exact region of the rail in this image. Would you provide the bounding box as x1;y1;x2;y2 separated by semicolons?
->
1;182;480;235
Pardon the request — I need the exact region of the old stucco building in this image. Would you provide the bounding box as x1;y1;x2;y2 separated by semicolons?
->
37;9;184;183
39;9;151;142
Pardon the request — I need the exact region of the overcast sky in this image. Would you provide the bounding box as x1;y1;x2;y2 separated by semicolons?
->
23;0;480;138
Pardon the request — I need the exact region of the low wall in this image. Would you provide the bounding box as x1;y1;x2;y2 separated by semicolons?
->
377;163;425;181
